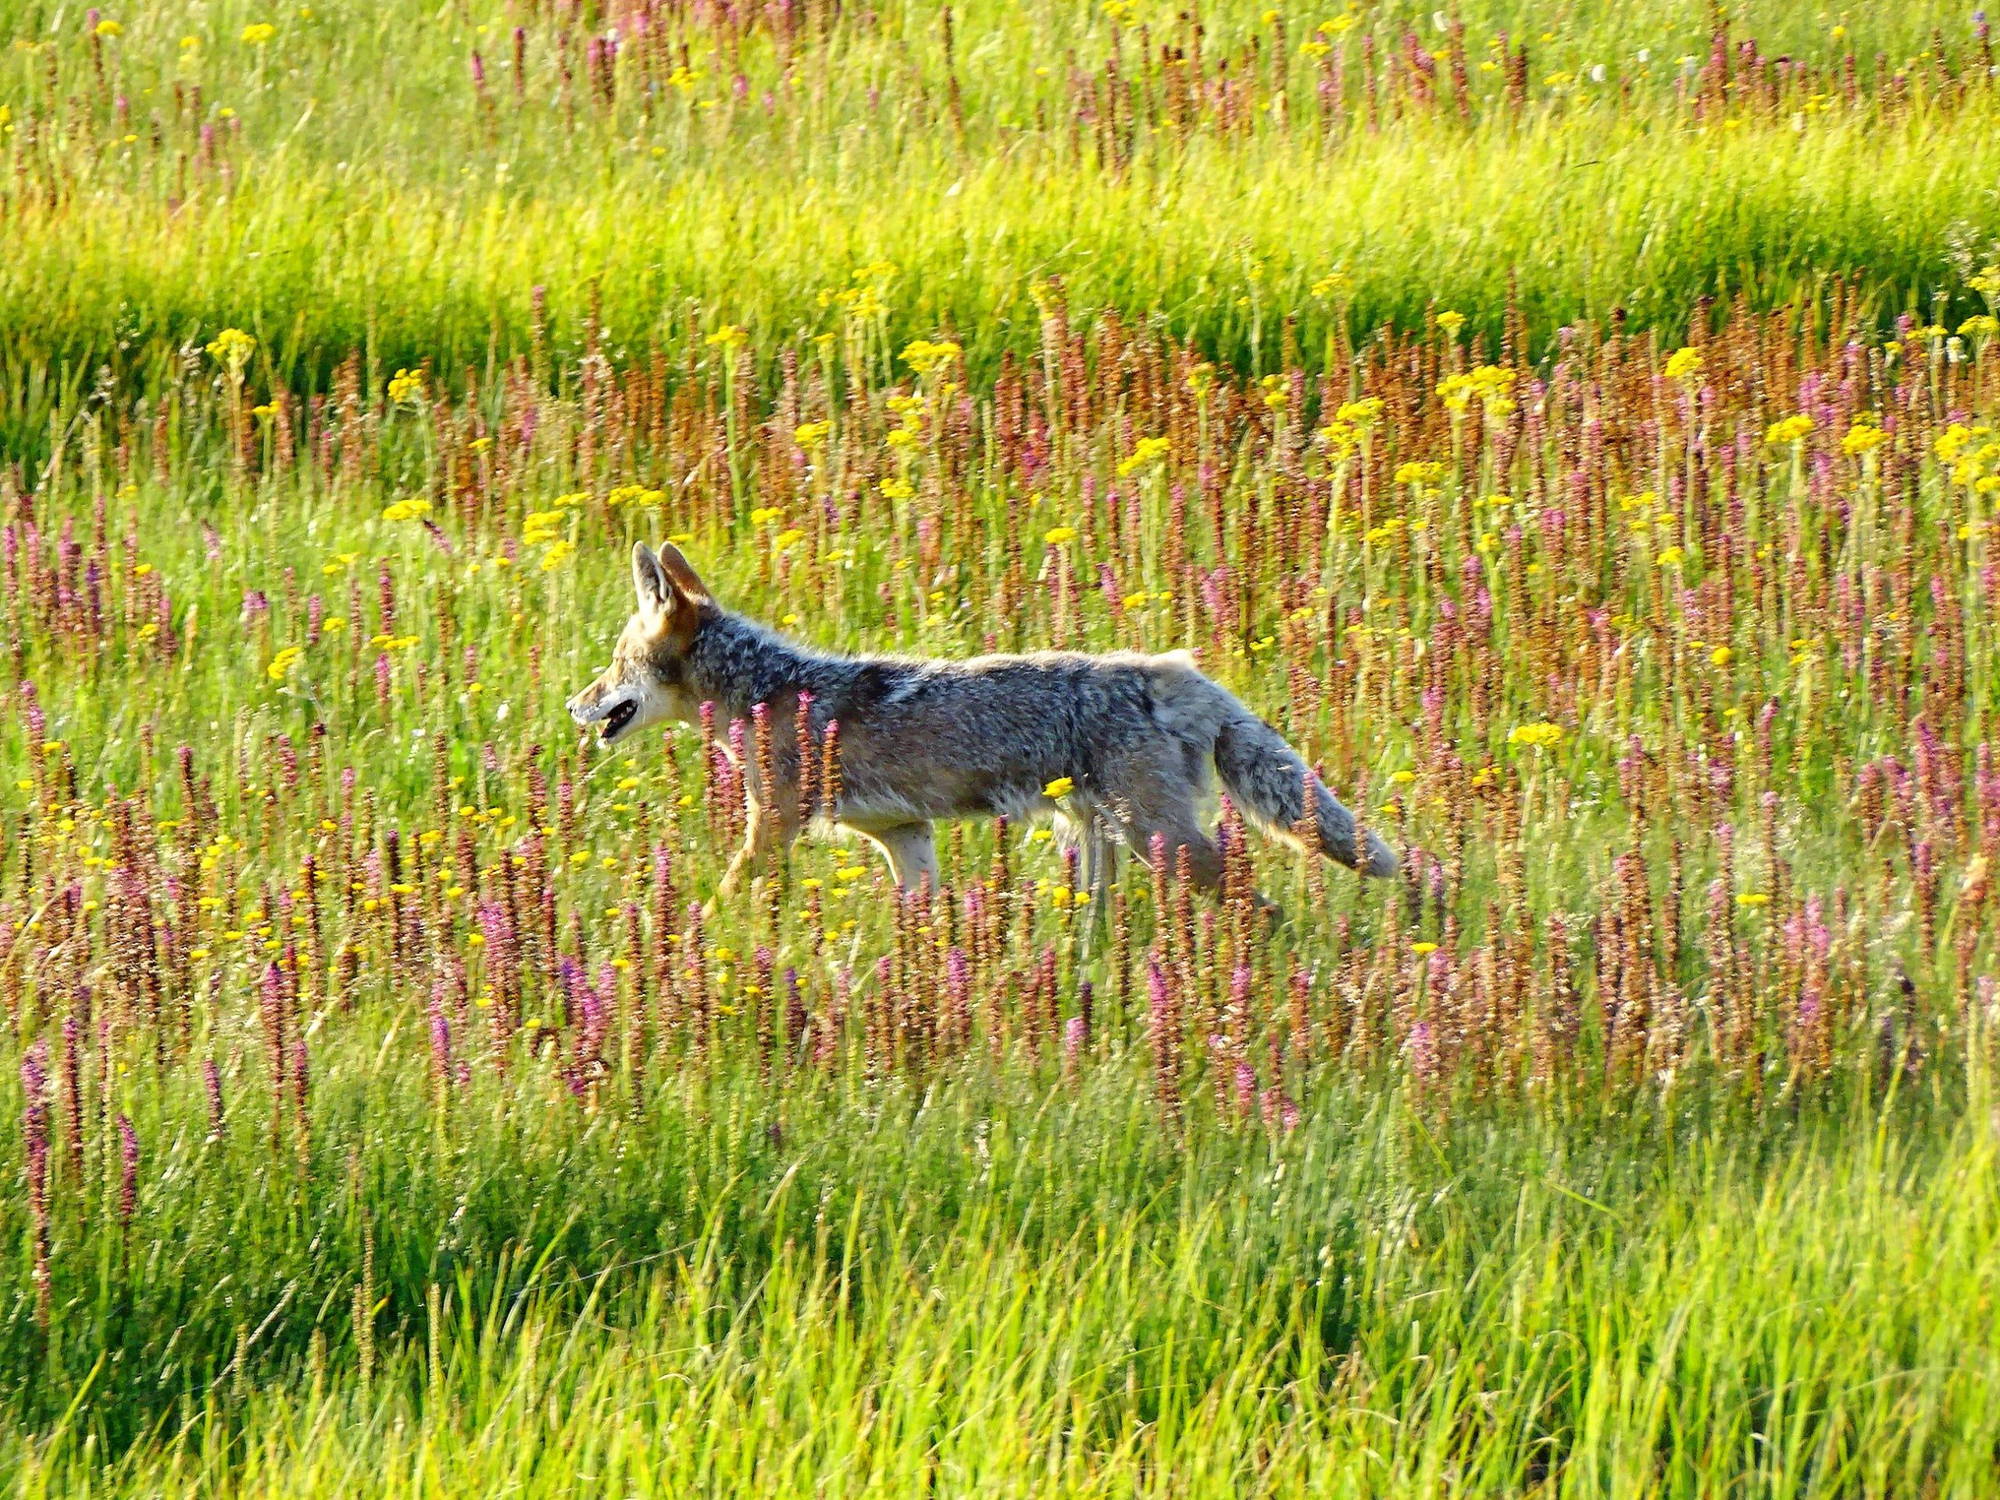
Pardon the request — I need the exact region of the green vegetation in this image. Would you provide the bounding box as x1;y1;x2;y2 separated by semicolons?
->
6;1;2000;1493
7;0;2000;392
13;1071;2000;1494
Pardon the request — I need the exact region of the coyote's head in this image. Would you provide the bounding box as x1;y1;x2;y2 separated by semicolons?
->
566;542;711;747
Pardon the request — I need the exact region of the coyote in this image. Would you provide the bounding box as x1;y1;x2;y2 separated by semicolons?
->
567;543;1398;905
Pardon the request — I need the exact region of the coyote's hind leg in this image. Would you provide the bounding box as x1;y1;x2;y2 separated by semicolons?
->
1092;760;1227;895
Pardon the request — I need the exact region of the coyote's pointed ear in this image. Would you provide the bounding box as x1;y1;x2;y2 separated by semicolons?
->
632;542;674;620
655;542;711;605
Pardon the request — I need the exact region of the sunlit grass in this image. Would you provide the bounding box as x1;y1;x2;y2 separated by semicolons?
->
7;1;2000;1493
4;0;1999;401
11;1062;2000;1496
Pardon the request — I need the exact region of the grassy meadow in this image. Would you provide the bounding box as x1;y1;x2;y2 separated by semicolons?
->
7;0;2000;1493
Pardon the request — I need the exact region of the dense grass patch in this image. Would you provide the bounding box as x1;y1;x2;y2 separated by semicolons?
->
8;2;2000;1493
8;1048;2000;1495
5;0;2000;397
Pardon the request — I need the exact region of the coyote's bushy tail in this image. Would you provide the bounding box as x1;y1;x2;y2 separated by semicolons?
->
1213;711;1399;878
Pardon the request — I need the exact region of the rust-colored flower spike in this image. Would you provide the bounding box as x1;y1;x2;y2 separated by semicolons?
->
1146;954;1183;1130
753;946;777;1083
819;719;843;824
682;901;711;1063
803;875;825;955
20;1042;51;1326
116;1113;139;1229
724;717;752;848
793;690;818;826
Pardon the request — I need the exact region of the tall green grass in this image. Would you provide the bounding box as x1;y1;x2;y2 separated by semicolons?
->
5;0;1999;400
18;103;1997;386
8;3;2000;1493
5;289;1999;1492
9;1048;2000;1497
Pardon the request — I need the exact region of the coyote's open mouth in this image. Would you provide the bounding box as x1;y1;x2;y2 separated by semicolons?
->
599;699;637;742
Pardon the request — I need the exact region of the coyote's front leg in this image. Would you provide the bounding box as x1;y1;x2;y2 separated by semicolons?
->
706;799;800;919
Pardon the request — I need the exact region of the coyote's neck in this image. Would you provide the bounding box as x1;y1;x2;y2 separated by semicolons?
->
683;609;843;719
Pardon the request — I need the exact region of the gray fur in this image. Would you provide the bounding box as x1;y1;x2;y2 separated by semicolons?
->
567;543;1398;900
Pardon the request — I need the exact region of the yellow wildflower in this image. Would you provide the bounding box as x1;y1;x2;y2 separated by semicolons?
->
1318;419;1359;456
1506;722;1563;749
1663;346;1704;381
1118;436;1172;476
900;339;962;374
1841;423;1888;457
206;328;256;373
1437;365;1517;416
266;645;304;682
